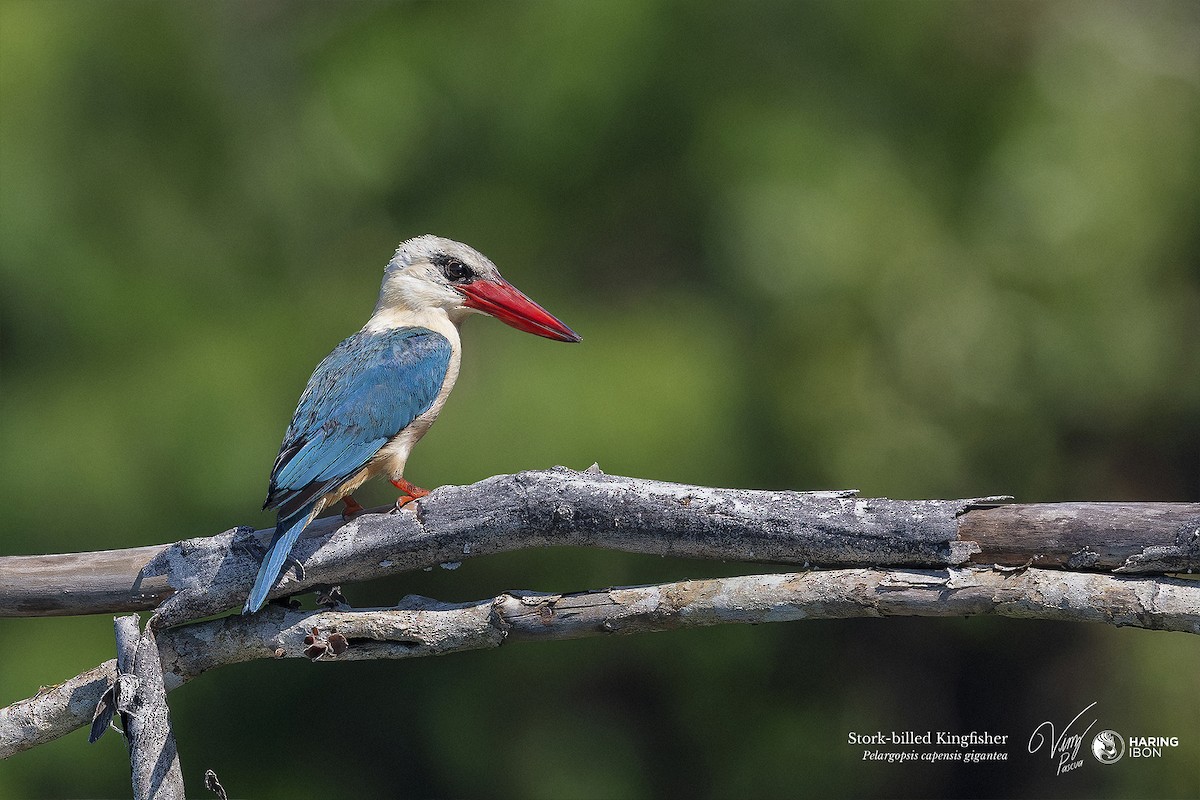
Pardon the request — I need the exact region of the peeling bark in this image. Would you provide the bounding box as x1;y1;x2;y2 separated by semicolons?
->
957;502;1200;573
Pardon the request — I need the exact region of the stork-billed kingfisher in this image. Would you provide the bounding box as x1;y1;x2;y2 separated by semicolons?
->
244;236;580;613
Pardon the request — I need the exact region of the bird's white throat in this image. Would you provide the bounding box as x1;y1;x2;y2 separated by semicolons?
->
364;303;464;347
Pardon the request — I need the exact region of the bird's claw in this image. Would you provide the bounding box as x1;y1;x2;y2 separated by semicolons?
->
341;495;365;520
390;478;429;511
284;555;306;581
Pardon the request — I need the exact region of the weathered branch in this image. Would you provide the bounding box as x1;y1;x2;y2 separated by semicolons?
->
2;469;1196;626
2;565;1197;758
3;661;116;757
111;616;184;800
0;544;175;616
957;501;1200;572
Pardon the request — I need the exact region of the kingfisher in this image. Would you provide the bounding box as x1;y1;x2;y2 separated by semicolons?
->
244;235;580;613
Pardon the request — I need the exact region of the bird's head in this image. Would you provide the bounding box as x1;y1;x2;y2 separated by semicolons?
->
375;235;581;342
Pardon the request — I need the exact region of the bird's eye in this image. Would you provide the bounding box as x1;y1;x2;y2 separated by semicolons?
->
441;258;474;283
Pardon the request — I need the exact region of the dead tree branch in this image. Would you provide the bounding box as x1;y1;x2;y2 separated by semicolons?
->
2;565;1197;758
113;616;185;799
2;468;1196;772
1;468;1196;627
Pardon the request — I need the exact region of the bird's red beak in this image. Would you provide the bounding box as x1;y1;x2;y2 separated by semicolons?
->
457;278;582;343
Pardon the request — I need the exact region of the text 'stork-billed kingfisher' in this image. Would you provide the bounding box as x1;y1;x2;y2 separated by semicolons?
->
244;235;580;613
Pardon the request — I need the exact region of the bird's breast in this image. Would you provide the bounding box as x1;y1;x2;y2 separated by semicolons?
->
369;335;462;480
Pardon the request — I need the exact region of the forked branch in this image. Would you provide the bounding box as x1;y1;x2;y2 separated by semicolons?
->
2;468;1197;777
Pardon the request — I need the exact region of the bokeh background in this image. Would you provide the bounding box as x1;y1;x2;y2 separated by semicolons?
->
2;1;1198;797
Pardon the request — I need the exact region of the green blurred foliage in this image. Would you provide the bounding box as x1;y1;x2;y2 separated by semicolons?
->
2;1;1198;797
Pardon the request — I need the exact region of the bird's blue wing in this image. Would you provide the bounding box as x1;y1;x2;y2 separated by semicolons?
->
246;326;452;613
264;326;453;519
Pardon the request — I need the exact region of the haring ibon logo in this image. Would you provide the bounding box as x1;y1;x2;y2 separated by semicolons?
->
1092;730;1125;764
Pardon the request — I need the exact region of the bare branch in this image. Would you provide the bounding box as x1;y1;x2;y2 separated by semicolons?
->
1;661;116;756
2;469;1196;625
111;616;184;800
0;545;172;617
958;502;1200;572
3;566;1197;758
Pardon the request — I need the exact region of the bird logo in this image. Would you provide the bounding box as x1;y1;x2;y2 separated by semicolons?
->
1091;730;1125;764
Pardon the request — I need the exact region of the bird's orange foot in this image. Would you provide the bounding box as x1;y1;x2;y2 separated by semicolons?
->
390;478;430;509
341;495;365;520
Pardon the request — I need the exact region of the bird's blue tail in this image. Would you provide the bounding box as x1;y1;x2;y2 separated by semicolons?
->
244;508;316;614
